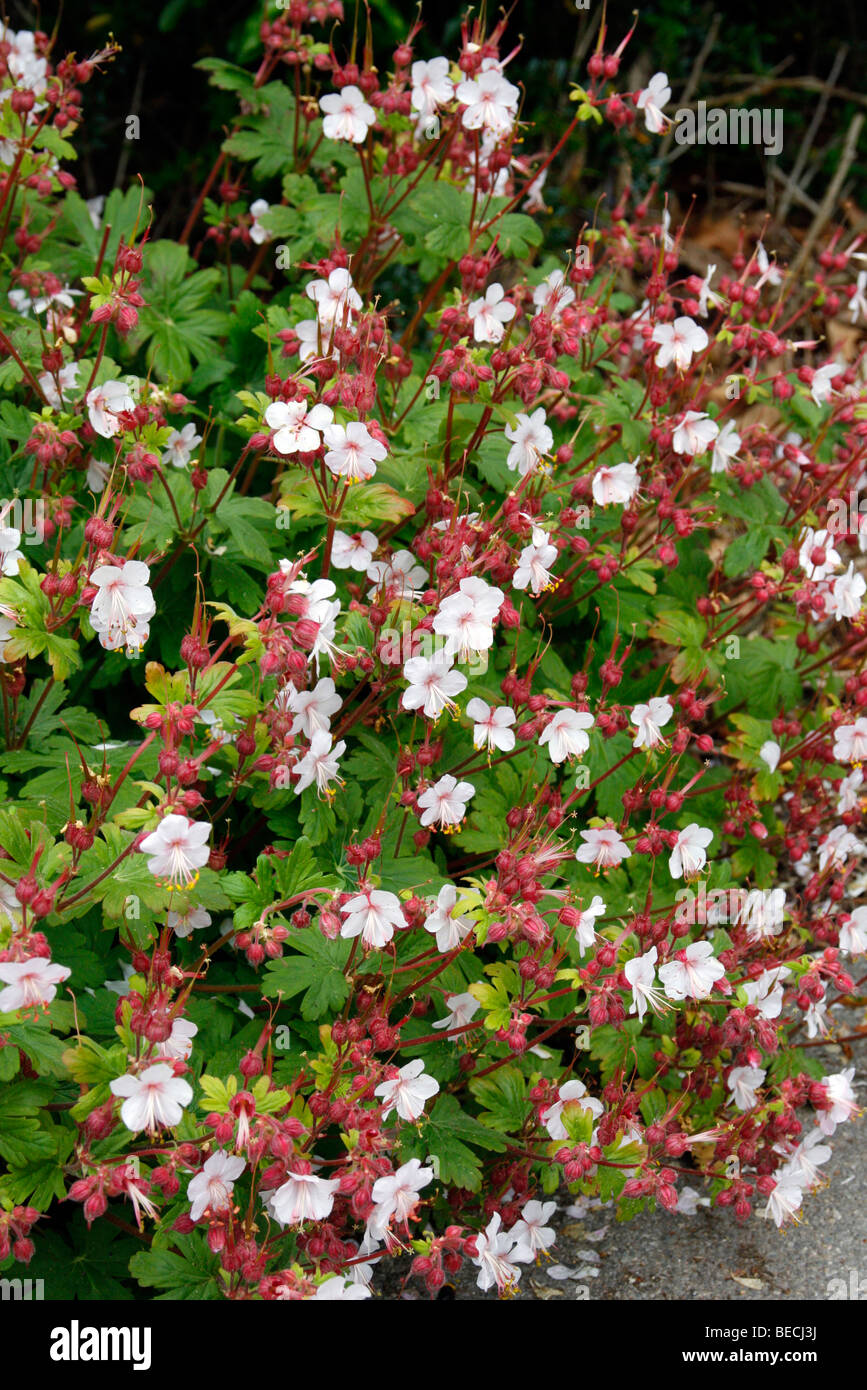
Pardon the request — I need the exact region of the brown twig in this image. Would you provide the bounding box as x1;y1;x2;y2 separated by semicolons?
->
777;44;848;222
789;112;864;279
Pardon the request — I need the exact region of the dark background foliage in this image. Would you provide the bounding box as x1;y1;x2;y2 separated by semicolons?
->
4;0;864;240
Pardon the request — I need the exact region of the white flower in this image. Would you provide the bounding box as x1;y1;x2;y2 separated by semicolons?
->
573;894;605;956
311;1275;371;1301
323;420;387;483
457;70;520;137
672;411;719;457
742;966;790;1020
471;1212;523;1292
636;72;671;134
289;677;342;738
676;1186;711;1215
285;576;341;669
270;1171;340;1225
417;774;475;829
625;946;667;1020
331;529;377;571
848;269;867;324
33;283;81;316
467;282;516;344
533;270;575;318
319;85;376;143
668;823;713;880
249;198;272;245
265;398;334;455
367;548;428;600
0;610;15;662
466;698;516;753
738;888;786;943
162;422;202;469
759;740;781;773
817;1067;859;1136
697;264;722;317
433;576;504;660
187;1150;245;1222
765;1175;803;1228
139;814;211;888
834;719;867;764
798;527;841;582
424;884;472;952
410;57;454;118
504;408;553;476
167;905;211;939
509;1200;558;1262
369;1159;434;1238
156;1017;198;1061
513;527;558;593
340;887;405;949
651;316;708;371
88;559;155;655
306;268;362;325
727;1065;765;1111
374;1058;439;1122
840;905;867;955
0;528;23;577
753;240;782;291
293;730;345;797
811;362;843;406
3;28;48;92
39;361;79;409
818;825;864;872
782;1130;832;1191
401;649;467;719
658;941;725;1001
541;1080;603;1140
110;1063;193;1133
539;708;594;764
829;563;866;621
86;379;135;438
711;420;741;474
837;767;864;815
0;957;70;1012
575;825;631;871
86;457;110;492
432;992;480;1033
630;696;673;750
591;460;640;507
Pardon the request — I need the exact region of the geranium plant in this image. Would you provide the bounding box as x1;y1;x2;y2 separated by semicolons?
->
0;5;865;1301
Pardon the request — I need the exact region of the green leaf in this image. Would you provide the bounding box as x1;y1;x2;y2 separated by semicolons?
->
722;527;778;577
20;1220;137;1300
590;1020;657;1082
128;241;228;383
415;1094;507;1192
486;213;543;259
263;932;351;1020
3;1017;69;1078
469;1066;528;1131
196;57;257;98
129;1234;222;1300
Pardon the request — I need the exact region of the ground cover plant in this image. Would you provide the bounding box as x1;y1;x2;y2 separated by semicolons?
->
0;3;866;1301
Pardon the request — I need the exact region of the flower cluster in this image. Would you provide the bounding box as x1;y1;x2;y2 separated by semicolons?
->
0;7;864;1302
